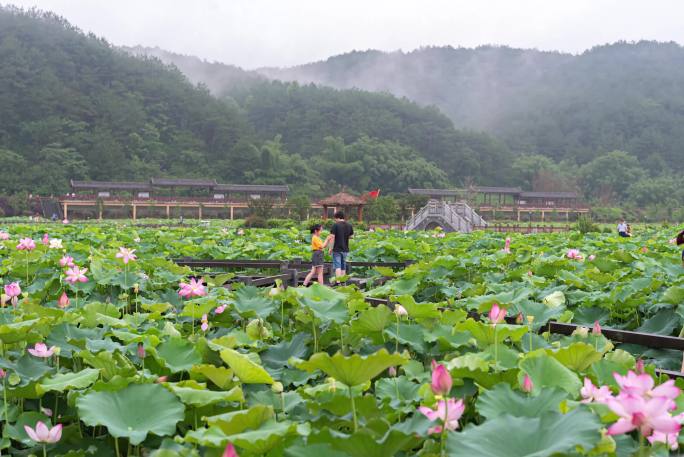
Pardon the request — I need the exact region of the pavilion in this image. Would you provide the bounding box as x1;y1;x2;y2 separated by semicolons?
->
318;192;366;222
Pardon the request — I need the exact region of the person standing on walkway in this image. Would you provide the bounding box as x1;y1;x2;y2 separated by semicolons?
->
328;211;353;282
617;219;630;237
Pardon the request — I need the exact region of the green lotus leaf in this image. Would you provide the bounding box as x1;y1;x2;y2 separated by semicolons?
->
190;364;234;389
185;420;297;453
476;382;567;419
296;284;348;324
204;404;274;434
637;309;679;335
76;383;185;445
454;319;528;346
261;333;310;375
156;337;202;373
232;286;277;319
394;295;440;320
285;443;349;457
448;408;602;457
0;319;42;344
39;368;100;393
78;350;136;380
220;349;274;384
307;427;419;457
547;342;603;372
166;381;243;407
289;349;409;387
519;351;582;394
383;323;427;353
350;306;392;336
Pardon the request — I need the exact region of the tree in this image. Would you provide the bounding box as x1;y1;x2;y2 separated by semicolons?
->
579;151;645;201
365;196;399;223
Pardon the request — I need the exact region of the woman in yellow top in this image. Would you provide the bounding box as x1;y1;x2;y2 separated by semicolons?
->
303;224;330;286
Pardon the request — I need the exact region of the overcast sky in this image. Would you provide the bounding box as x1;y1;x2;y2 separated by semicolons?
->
4;0;684;69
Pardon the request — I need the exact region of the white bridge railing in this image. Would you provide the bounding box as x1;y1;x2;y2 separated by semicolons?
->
405;200;486;233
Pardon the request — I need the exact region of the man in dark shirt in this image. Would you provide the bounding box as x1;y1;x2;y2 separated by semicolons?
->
328;211;353;281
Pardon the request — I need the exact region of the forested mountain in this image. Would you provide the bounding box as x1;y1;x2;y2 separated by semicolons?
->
0;7;507;199
3;6;684;214
261;43;684;169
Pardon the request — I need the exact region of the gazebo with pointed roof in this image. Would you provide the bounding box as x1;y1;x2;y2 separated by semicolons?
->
318;191;366;221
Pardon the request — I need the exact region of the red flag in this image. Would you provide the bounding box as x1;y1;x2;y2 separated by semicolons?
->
368;189;380;199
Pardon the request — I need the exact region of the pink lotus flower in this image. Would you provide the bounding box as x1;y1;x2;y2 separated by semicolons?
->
28;343;57;358
580;378;613;404
607;394;681;437
522;374;533;393
24;421;62;444
418;398;465;434
648;430;679;450
178;278;206;298
566;249;582;260
4;282;21;298
515;312;524;325
502;237;511;253
592;321;602;335
41;233;49;245
0;232;9;240
394;304;408;317
137;343;145;359
388;366;397;377
488;303;506;325
0;368;6;378
636;359;645;374
59;255;74;268
641;246;649;253
57;292;70;309
65;266;88;283
614;371;680;404
16;238;35;251
115;247;137;264
430;360;452;396
588;254;596;261
201;314;209;332
215;304;227;314
156;376;168;383
222;442;239;457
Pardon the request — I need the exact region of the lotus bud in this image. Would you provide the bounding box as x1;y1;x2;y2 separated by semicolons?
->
430;360;452;396
57;292;70;309
394;304;408;317
271;382;284;393
156;376;168;383
526;315;535;325
53;346;61;356
137;343;145;359
0;368;6;378
522;374;533;393
635;359;645;374
574;326;589;338
592;321;602;335
527;270;533;276
388;366;397;377
222;442;239;457
269;287;279;297
133;283;139;294
515;312;524;325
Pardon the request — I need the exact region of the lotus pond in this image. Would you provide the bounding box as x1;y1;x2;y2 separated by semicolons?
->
0;223;683;456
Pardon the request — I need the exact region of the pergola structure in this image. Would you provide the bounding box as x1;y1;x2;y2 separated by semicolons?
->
61;179;290;220
408;187;588;221
318;192;365;222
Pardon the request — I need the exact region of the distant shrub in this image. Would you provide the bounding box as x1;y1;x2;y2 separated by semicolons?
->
575;215;599;234
243;215;268;228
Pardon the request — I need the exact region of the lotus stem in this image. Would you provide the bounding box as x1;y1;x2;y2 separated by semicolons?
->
42;444;46;457
340;325;345;353
114;437;121;457
280;391;286;417
348;385;358;432
395;315;400;354
3;375;7;426
494;325;498;367
440;398;449;457
312;318;318;353
25;251;29;285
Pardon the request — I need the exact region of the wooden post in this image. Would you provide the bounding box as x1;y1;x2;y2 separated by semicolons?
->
517;210;521;222
132;204;137;221
237;275;253;286
230;206;234;220
541;211;545;222
63;202;68;219
166;205;170;218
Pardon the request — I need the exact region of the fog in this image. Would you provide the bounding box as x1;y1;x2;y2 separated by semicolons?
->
4;0;684;69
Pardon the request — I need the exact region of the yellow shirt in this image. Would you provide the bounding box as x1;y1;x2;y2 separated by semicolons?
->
311;234;323;251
